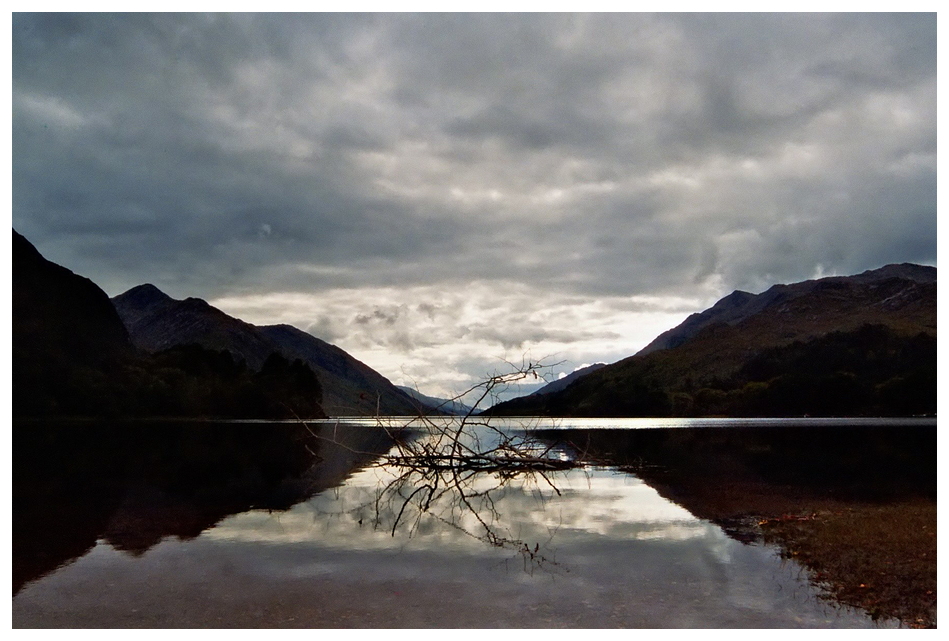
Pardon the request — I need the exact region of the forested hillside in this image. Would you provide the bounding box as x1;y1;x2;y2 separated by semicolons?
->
489;265;935;417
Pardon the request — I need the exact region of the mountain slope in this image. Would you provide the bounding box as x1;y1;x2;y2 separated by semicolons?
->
13;229;135;415
258;324;423;416
113;284;278;370
489;264;936;418
396;386;475;416
112;285;425;416
529;363;606;396
637;264;935;356
14;230;325;419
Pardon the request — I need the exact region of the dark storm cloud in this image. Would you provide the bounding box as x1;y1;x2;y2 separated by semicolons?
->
11;13;936;392
14;13;423;292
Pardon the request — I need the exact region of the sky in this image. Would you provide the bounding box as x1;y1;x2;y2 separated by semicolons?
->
10;11;938;403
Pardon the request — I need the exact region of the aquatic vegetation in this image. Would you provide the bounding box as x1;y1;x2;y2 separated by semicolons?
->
760;502;937;628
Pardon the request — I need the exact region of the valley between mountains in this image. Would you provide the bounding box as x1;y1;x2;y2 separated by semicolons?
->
13;229;936;419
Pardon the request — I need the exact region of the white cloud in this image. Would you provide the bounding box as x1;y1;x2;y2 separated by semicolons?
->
211;281;702;401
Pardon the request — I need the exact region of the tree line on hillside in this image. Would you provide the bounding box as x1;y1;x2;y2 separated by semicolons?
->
16;343;326;420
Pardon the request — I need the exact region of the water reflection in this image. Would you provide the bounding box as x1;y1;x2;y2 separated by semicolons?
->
536;421;936;540
14;417;925;628
12;420;390;593
207;467;705;551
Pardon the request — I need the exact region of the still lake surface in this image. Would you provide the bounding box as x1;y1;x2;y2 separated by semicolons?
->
13;417;934;628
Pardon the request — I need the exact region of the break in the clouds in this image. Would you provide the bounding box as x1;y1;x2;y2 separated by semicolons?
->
12;13;936;400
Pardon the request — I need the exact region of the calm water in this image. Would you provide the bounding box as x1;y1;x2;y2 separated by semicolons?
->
13;417;933;628
300;415;935;429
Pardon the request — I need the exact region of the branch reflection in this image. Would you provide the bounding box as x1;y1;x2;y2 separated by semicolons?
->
305;414;580;570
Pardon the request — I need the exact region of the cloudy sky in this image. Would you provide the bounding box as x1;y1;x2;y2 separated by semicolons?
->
11;12;937;401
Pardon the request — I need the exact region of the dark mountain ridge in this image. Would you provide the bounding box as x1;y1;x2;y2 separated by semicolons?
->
489;264;936;418
13;230;325;419
114;284;285;371
112;285;426;416
13;230;134;416
13;230;134;363
638;263;935;356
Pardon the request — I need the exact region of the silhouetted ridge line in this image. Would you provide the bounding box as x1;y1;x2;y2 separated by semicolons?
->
112;284;428;416
489;263;935;418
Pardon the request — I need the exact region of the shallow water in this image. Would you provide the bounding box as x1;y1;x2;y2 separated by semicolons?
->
15;418;925;628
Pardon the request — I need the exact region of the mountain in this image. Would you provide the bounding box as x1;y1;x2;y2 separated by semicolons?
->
489;264;936;418
258;324;425;416
528;363;607;396
396;386;476;416
13;229;326;419
637;263;935;356
13;229;134;416
112;285;426;416
111;283;279;370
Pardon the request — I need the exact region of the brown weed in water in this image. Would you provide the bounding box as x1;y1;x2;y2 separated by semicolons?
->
760;501;936;628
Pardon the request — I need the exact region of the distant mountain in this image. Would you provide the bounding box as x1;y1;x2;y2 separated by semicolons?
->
112;285;427;416
13;230;326;420
529;363;607;396
396;386;476;416
489;264;936;418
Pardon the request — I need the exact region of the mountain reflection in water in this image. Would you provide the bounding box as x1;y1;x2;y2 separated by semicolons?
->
13;420;392;593
13;418;932;628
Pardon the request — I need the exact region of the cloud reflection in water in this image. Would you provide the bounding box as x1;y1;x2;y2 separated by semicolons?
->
205;463;710;554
